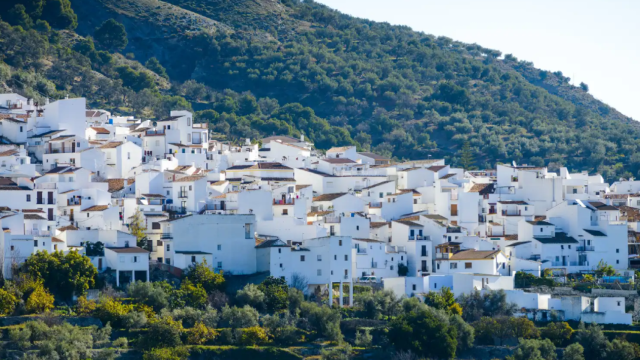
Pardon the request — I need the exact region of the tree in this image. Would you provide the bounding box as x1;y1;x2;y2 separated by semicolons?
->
459;140;475;170
450;314;474;352
388;305;457;359
239;326;269;346
41;0;77;29
595;260;616;278
219;305;259;329
20;250;97;300
127;281;170;311
235;284;265;311
94;298;133;328
184;260;225;293
137;316;183;350
145;57;168;79
258;276;289;313
25;282;55;314
321;345;353;360
177;280;208;309
575;322;610;360
300;302;343;342
510;317;540;339
507;338;557;360
397;263;409;276
186;322;217;345
580;82;589;92
355;328;373;347
608;339;636;360
541;322;572;346
94;19;128;52
128;209;147;248
7;5;33;29
564;343;585;360
424;287;461;315
0;287;16;315
457;289;517;322
143;347;190;360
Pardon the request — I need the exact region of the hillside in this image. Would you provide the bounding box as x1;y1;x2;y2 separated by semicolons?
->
2;0;639;180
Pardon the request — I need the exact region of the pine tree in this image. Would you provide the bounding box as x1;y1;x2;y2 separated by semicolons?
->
459;141;475;170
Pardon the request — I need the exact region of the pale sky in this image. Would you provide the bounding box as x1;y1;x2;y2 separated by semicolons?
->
317;0;640;120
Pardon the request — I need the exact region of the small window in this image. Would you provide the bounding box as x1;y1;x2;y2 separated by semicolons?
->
334;255;337;260
561;245;564;249
191;256;196;263
412;284;416;291
616;260;620;264
317;269;322;276
618;301;621;306
317;255;322;261
279;263;283;268
10;245;14;251
278;248;281;254
356;226;359;230
127;152;131;160
20;126;23;132
34;240;38;247
282;209;288;215
616;249;620;253
87;213;90;218
217;261;222;268
133;256;138;263
217;244;222;251
344;255;348;261
300;255;305;262
189;185;192;191
166;244;171;251
339;240;342;246
465;262;472;269
26;194;31;202
568;245;571;249
450;263;457;269
540;228;543;233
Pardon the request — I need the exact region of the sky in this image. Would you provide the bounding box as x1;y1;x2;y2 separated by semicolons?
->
317;0;640;120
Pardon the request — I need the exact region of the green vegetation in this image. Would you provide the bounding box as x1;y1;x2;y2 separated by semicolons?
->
0;0;639;180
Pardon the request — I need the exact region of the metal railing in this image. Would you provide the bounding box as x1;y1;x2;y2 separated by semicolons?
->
447;226;461;233
577;246;595;252
35;183;57;189
25;229;51;236
178;191;188;198
161;233;173;240
356;248;367;254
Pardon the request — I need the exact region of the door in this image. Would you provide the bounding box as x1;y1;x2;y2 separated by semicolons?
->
220;201;225;210
48;208;53;221
421;260;428;272
98;258;103;271
37;191;43;205
72;142;76;152
70;209;74;222
421;245;427;257
47;192;53;204
562;256;567;266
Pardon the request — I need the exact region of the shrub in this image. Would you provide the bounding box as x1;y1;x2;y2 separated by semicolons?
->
94;298;133;328
186;321;217;345
122;311;148;329
258;276;289;313
184;260;225;293
541;322;573;346
219;305;259;329
236;283;266;311
239;326;269;346
137;316;184;350
25;283;54;314
355;328;372;347
0;288;17;315
76;296;97;316
128;281;170;311
143;347;190;360
113;337;128;349
321;344;352;360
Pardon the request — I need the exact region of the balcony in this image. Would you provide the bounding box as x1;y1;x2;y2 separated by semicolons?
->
371;261;378;268
35;183;57;189
501;210;521;216
528;255;541;261
161;233;173;240
343;275;349;280
178;191;188;198
45;148;75;154
416;235;429;241
437;252;453;259
369;202;382;208
67;199;81;206
551;261;579;267
386;245;406;253
273;199;294;205
577;246;595;252
25;229;51;236
324;216;341;224
446;226;461;233
408;235;415;240
356;247;367;254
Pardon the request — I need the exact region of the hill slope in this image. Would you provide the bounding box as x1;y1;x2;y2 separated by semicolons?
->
4;0;640;180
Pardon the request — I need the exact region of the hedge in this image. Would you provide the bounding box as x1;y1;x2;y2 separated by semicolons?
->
188;346;303;360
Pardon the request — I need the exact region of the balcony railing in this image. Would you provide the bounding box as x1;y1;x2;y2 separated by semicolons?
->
577;246;595;252
343;275;349;280
356;248;367;254
501;210;521;216
386;245;406;253
324;216;341;224
371;261;378;268
408;235;415;240
178;191;188;198
67;199;81;206
416;235;429;240
35;183;57;189
369;202;382;208
446;226;461;233
273;199;294;205
551;261;579;267
161;233;173;240
25;229;51;236
45;148;75;154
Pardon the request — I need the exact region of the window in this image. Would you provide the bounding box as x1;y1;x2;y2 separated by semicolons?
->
10;246;14;251
191;256;196;263
187;118;191;126
127;152;130;160
279;263;283;268
540;228;543;233
412;284;416;291
450;263;457;269
133;256;138;263
34;240;38;247
561;245;564;249
339;240;342;246
618;301;621;306
282;209;288;215
555;256;559;261
391;265;394;270
217;244;221;251
300;255;305;262
344;255;348;261
166;244;171;251
465;262;472;269
189;185;192;191
617;260;620;264
152;222;161;230
317;269;322;276
19;126;23;132
568;245;571;249
187;134;192;142
317;255;322;261
217;262;222;268
356;226;359;230
119;256;125;263
54;245;57;250
379;192;383;198
278;248;281;254
165;258;171;265
616;249;620;253
334;255;337;260
401;256;404;261
26;194;31;202
245;224;251;239
87;213;90;218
